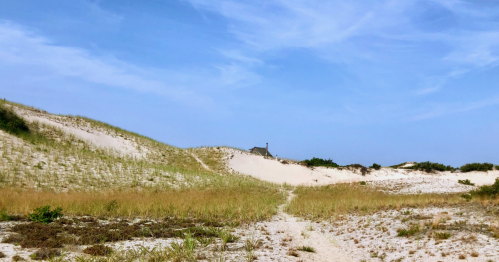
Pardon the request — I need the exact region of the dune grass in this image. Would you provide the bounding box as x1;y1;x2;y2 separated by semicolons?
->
0;187;285;222
286;183;465;220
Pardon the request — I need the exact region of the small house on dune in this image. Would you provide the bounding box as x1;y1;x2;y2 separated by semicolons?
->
249;143;273;157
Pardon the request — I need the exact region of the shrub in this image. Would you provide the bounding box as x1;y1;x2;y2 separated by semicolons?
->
302;157;338;168
460;163;494;172
460;194;472;201
29;206;63;224
458;179;475;186
347;164;369;176
471;178;499;197
0;209;13;221
360;181;366;186
83;245;113;256
0;104;30;136
434;232;451;239
404;161;455;173
370;163;381;170
30;248;61;260
0;251;5;258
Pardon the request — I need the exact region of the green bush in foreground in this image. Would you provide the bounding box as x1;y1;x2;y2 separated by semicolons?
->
460;163;494;172
302;157;338;168
404;161;455;173
458;179;475;186
29;206;63;224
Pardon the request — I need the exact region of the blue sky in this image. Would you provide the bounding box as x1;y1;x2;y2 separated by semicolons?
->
1;0;498;166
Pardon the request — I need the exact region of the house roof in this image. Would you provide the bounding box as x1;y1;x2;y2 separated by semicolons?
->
249;147;273;157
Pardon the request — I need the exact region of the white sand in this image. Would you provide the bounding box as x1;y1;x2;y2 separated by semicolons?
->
227;149;499;189
14;107;147;158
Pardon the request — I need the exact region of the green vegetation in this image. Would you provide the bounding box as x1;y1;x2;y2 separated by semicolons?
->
458;179;475;186
471;178;499;198
397;224;420;237
297;246;316;253
286;183;462;219
404;161;455;173
0;102;30;136
28;205;63;224
460;163;494;172
370;163;381;170
302;157;338;167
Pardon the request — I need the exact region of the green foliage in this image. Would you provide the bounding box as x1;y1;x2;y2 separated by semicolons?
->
302;157;338;168
404;161;455;173
0;104;30;136
397;224;420;237
360;181;366;186
347;164;369;176
370;163;381;170
471;178;499;198
28;206;63;224
458;179;475;186
434;232;451;239
460;163;494;172
460;193;472;201
0;209;13;221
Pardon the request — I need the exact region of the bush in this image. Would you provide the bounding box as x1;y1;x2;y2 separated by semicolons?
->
458;179;475;186
0;209;13;221
397;224;420;237
460;163;494;172
83;245;113;256
302;157;338;168
0;104;30;136
370;163;381;170
471;178;499;197
29;206;63;224
347;164;370;176
404;161;455;173
360;181;366;186
30;248;61;260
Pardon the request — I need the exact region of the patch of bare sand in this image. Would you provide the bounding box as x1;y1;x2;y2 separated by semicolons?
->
227;149;499;189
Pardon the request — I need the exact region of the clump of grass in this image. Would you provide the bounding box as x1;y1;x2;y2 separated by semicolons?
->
360;181;366;186
434;232;451;239
471;178;499;198
0;251;5;258
28;205;63;224
458;179;475;186
83;245;113;256
286;183;462;219
297;246;315;253
460;163;494;172
397;224;420;237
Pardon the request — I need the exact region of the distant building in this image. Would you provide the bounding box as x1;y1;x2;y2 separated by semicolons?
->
249;143;273;157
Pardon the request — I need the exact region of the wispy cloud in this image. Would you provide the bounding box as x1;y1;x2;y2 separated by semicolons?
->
0;22;260;106
412;95;499;121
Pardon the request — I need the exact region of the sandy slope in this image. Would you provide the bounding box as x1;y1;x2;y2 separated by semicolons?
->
227;149;499;189
13;106;147;158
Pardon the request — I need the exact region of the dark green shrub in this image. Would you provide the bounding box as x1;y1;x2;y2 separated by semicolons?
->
471;178;499;197
0;209;13;221
460;194;472;201
302;157;338;168
347;164;369;176
370;163;381;170
29;206;63;224
0;104;30;136
404;161;455;173
460;163;494;172
83;245;113;256
458;179;475;186
360;181;366;186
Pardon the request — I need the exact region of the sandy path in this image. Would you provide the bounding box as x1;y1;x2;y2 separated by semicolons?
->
263;190;354;262
190;153;211;171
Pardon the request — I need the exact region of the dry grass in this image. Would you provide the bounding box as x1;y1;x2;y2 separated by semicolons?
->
286;184;465;219
0;187;284;222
